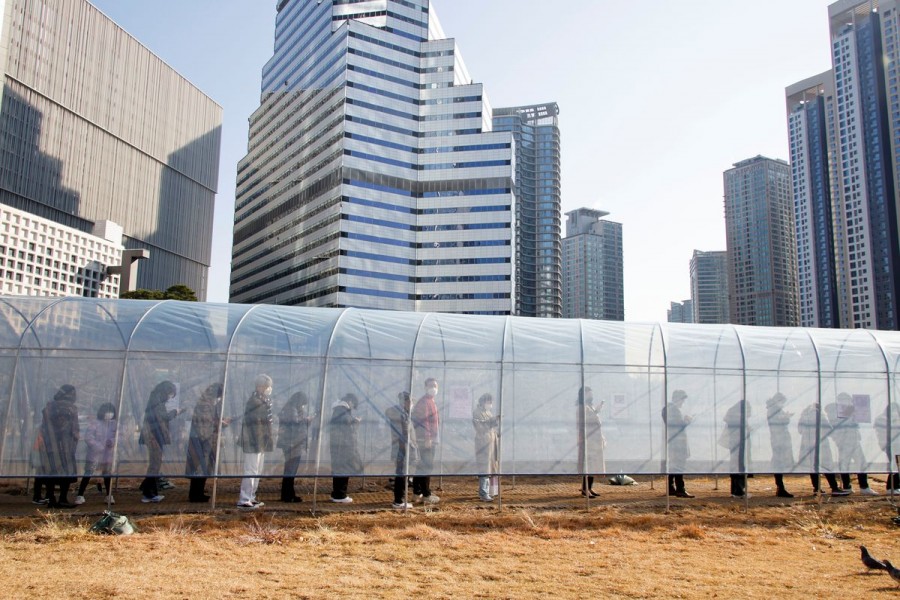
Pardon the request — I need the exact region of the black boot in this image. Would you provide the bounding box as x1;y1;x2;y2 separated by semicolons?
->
55;481;75;508
188;478;209;502
281;477;301;502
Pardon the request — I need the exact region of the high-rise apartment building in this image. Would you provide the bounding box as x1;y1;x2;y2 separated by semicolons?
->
0;0;222;299
561;208;624;321
786;73;841;329
724;156;799;327
493;103;562;318
787;0;900;329
230;0;516;314
667;300;693;324
689;250;730;324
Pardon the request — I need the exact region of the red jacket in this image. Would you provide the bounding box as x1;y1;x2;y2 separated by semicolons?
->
412;394;439;444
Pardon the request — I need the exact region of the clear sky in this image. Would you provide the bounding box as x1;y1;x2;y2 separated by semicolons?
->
88;0;834;321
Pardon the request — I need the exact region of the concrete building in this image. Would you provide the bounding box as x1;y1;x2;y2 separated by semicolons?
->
230;0;515;314
0;0;222;299
724;156;799;327
561;208;624;321
689;250;730;324
667;300;693;324
0;204;123;297
493;103;562;318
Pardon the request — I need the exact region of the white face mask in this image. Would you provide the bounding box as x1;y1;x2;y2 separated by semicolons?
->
103;412;114;421
427;386;438;396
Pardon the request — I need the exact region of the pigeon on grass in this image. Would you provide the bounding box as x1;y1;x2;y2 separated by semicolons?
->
883;560;900;587
860;545;887;571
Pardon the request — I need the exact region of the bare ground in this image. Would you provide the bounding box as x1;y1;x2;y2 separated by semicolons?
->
0;475;897;599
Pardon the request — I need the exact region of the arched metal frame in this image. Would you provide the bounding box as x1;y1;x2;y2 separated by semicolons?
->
0;298;896;504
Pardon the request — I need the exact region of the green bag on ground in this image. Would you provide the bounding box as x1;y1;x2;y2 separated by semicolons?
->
90;510;137;535
608;474;636;486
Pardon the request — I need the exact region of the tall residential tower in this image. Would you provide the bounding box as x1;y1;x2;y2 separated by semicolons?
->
493;103;562;318
786;0;900;329
689;250;730;324
724;156;799;327
230;0;516;314
561;208;624;321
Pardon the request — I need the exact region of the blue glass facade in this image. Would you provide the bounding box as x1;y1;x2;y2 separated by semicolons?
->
493;104;562;319
231;0;516;314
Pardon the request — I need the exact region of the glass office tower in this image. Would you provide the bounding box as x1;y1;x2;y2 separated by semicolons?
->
493;103;562;318
230;0;516;314
0;0;222;298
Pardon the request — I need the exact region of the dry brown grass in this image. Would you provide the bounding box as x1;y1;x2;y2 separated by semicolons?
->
0;477;898;598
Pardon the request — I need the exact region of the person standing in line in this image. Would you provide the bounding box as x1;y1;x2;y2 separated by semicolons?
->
139;380;179;503
329;393;363;503
277;391;311;503
721;400;749;498
386;391;415;509
874;402;900;493
797;401;848;496
473;393;500;502
829;394;877;495
662;389;694;498
237;374;274;509
577;387;604;498
75;402;117;505
185;383;228;503
765;392;794;498
411;378;441;504
40;384;80;508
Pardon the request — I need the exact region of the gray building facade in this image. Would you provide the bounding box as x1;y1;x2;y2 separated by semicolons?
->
561;208;624;321
0;0;222;298
493;103;562;319
724;156;799;327
667;300;694;324
689;249;729;324
230;0;516;314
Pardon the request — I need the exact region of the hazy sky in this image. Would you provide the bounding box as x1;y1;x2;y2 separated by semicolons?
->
88;0;834;321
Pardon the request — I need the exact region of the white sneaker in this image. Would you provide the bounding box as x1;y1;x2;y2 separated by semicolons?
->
74;496;85;505
106;495;115;505
330;497;353;504
891;489;900;495
392;502;413;509
860;487;879;496
480;495;494;502
141;495;164;503
423;494;440;504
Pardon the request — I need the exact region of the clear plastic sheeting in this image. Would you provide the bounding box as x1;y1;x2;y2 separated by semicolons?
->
0;297;896;490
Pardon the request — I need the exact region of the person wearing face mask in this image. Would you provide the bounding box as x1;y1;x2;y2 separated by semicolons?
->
139;380;180;503
577;387;605;498
237;374;274;509
75;402;118;505
329;393;363;503
186;383;228;503
411;378;441;504
472;393;500;502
